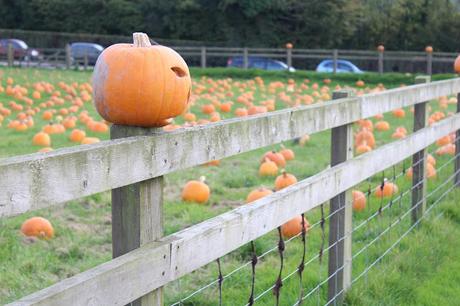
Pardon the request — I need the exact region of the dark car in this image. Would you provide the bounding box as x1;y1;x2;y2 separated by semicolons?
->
70;42;104;65
0;39;39;60
227;56;296;72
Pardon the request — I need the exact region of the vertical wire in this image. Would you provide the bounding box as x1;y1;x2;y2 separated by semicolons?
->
273;227;285;306
217;258;223;306
247;241;257;306
297;213;307;305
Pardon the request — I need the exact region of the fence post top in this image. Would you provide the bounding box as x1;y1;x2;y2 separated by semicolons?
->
415;75;431;83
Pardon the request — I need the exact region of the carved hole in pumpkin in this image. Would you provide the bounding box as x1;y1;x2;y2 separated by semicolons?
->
171;66;187;77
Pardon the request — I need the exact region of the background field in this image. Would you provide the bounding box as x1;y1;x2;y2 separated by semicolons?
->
1;67;460;305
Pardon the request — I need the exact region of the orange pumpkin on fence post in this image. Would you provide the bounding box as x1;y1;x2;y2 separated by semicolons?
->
455;55;460;74
93;32;191;127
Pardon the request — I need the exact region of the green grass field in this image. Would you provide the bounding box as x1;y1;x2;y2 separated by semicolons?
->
1;67;460;305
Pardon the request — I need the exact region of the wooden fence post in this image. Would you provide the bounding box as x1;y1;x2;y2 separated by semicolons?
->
111;125;164;306
65;44;71;69
328;90;354;304
378;50;384;74
411;76;430;224
286;47;292;71
455;92;460;187
333;49;338;74
201;46;206;69
243;47;248;69
7;43;13;67
426;53;432;75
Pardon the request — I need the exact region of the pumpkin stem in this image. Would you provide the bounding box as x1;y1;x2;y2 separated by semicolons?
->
133;32;152;47
282;170;287;177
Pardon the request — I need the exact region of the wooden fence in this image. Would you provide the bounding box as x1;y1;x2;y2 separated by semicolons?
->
2;44;458;74
2;77;460;305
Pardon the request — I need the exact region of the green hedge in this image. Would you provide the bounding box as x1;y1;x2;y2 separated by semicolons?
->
190;67;458;86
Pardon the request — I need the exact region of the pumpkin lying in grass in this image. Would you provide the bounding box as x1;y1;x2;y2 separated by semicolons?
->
182;176;210;204
246;187;273;203
93;32;191;127
275;171;297;190
21;217;54;239
374;180;398;198
281;215;310;238
352;190;366;212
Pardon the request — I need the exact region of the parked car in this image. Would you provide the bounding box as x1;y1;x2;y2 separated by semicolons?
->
316;59;363;73
0;39;39;60
70;42;104;65
227;56;296;72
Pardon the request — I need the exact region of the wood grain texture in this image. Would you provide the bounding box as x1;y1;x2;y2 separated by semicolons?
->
9;113;460;306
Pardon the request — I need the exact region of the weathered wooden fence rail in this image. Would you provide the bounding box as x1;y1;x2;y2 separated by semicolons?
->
2;77;460;305
3;44;458;74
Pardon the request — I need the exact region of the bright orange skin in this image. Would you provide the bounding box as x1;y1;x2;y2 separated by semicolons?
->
275;172;297;190
181;180;210;204
281;216;310;238
352;190;366;212
93;44;191;127
280;148;295;161
356;143;372;154
21;217;54;239
374;182;398;198
32;132;51;147
355;129;375;148
263;151;286;168
455;55;460;73
246;187;273;203
259;159;278;176
69;129;86;143
392;108;405;118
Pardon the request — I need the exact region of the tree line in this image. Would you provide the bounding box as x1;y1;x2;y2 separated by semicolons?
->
1;0;459;51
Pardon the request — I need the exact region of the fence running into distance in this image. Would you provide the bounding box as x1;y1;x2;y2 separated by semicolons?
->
1;44;458;74
1;76;460;305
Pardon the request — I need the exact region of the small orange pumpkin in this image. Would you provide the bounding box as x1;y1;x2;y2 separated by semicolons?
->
246;187;273;203
375;121;390;131
425;46;433;53
275;171;297;191
32;132;51;147
374;181;398;198
181;176;210;204
93;32;191;127
352;190;366;212
377;45;385;52
455;55;460;73
259;158;279;177
70;129;86;143
281;215;310;238
279;145;295;161
21;217;54;239
262;151;286;168
81;137;100;145
392;108;405;118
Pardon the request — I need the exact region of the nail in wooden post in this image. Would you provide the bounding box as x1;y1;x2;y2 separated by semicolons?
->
455;92;460;187
111;125;164;306
328;90;354;304
201;46;206;69
412;76;430;225
333;49;338;74
243;47;249;69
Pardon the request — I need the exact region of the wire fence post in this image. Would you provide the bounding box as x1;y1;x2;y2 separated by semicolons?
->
201;46;206;69
111;125;165;306
412;76;430;225
328;90;354;304
7;42;13;67
333;49;338;74
65;44;71;69
455;92;460;187
243;47;249;69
